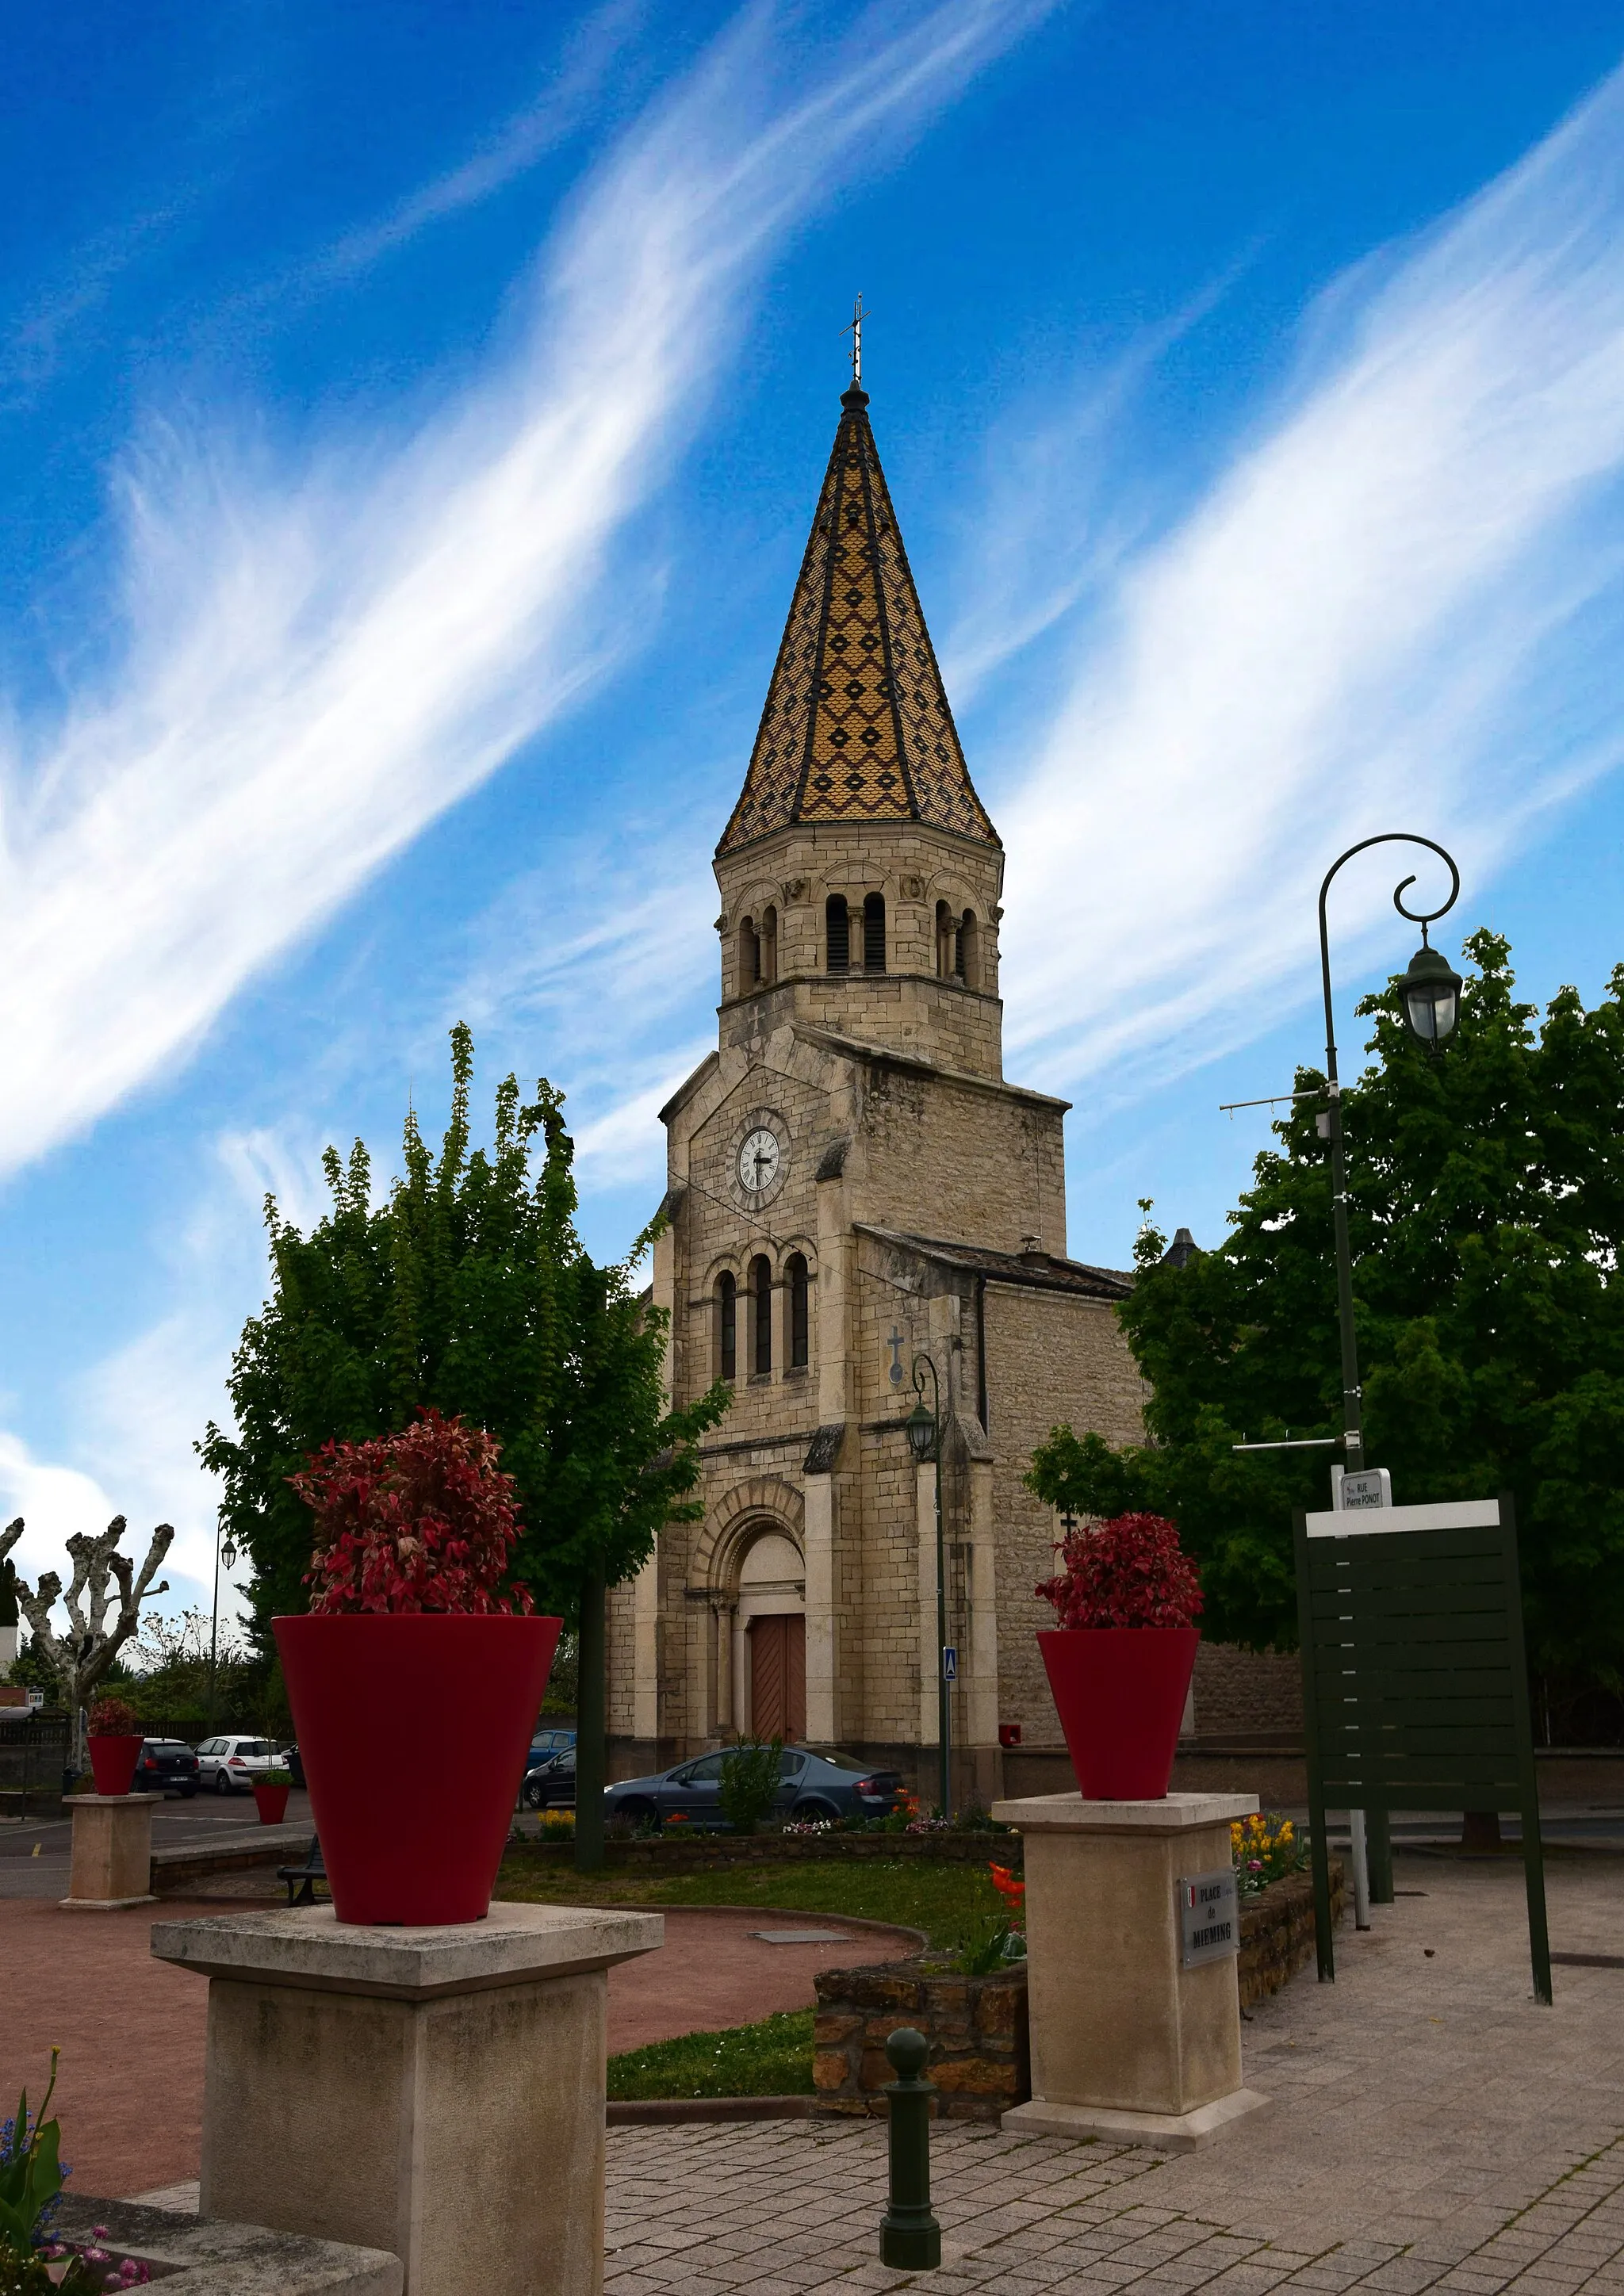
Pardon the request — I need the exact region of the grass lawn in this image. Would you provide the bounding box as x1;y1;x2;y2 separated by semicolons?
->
607;2008;814;2100
495;1849;1005;1952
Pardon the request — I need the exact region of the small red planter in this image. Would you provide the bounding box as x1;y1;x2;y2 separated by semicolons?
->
274;1613;561;1925
1038;1626;1199;1800
86;1734;144;1797
251;1782;292;1825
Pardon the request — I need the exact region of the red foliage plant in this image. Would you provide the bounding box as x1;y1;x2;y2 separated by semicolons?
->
88;1694;141;1735
1035;1511;1203;1630
292;1408;534;1617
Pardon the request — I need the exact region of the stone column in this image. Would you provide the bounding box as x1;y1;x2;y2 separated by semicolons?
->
631;1550;660;1746
992;1790;1269;2152
62;1793;160;1909
153;1902;662;2296
802;1469;838;1743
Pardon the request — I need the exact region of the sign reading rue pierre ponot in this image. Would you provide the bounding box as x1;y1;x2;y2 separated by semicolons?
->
1176;1869;1239;1969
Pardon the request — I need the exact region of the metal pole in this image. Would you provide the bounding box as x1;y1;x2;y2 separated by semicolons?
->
207;1520;222;1733
573;1568;607;1874
879;2027;941;2271
1316;833;1459;1927
914;1355;951;1820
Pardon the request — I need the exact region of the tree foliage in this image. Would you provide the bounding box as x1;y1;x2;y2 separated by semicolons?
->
201;1027;728;1636
1027;932;1624;1688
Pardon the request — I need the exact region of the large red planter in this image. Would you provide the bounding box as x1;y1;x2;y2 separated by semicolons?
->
274;1613;561;1925
86;1734;144;1796
1038;1627;1199;1800
251;1781;292;1826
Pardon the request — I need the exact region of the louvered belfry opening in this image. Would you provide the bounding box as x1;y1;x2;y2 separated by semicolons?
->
716;385;1000;858
787;1253;810;1368
863;892;886;973
825;894;849;973
717;1272;737;1381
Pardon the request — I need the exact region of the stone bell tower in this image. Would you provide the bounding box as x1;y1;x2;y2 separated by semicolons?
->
607;381;1145;1802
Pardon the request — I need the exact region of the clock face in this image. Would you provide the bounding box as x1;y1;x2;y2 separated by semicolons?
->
737;1128;782;1196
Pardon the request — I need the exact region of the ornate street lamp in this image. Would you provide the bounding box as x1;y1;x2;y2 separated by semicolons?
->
208;1526;239;1732
905;1358;951;1819
1316;833;1460;1922
1318;833;1461;1475
1397;935;1463;1050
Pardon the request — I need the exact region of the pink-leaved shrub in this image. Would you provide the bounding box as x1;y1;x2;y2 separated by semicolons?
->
292;1408;534;1617
1036;1511;1202;1629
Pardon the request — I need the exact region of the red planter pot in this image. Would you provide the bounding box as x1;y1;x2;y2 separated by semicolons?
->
1038;1626;1200;1800
251;1782;292;1826
86;1734;144;1796
274;1613;561;1925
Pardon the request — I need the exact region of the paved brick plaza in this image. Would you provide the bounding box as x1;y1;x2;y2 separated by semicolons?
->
603;1855;1624;2294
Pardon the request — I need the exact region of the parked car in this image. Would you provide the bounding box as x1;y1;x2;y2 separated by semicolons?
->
195;1735;282;1795
603;1747;901;1829
529;1727;576;1760
521;1747;576;1811
135;1739;201;1797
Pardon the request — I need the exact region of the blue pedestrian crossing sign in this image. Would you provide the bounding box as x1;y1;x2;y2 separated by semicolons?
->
942;1647;958;1681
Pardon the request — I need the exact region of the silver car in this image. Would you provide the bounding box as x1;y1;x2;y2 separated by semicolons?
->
195;1735;282;1795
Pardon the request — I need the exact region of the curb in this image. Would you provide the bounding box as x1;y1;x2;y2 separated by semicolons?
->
607;2095;812;2126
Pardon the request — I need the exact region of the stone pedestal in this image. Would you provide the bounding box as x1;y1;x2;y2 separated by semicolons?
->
990;1790;1270;2151
151;1902;663;2296
62;1793;160;1908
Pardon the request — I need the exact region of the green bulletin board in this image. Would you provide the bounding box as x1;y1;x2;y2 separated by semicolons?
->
1293;1494;1551;2004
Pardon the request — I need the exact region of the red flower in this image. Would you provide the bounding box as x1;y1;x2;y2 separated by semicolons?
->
988;1861;1026;1916
293;1408;534;1617
1035;1511;1202;1630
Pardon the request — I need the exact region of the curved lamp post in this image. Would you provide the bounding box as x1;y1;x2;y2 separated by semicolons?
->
904;1357;951;1818
1319;834;1462;1477
208;1526;238;1732
1318;834;1461;1922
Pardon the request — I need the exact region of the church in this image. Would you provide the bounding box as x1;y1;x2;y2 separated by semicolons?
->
605;374;1149;1804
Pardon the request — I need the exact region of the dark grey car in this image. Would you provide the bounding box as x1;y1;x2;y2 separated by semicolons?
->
603;1746;901;1828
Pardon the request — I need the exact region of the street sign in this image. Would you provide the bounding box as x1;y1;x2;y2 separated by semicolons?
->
941;1647;958;1682
1293;1493;1550;2003
1176;1869;1239;1968
1332;1466;1392;1511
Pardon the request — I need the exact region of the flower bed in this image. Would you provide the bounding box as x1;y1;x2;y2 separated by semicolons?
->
504;1829;1017;1873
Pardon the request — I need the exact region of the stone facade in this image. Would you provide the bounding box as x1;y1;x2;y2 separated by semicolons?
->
605;384;1147;1795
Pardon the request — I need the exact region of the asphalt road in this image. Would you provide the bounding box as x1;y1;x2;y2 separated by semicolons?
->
0;1787;315;1900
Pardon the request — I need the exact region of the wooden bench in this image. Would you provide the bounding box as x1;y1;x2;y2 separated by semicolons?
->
277;1835;327;1907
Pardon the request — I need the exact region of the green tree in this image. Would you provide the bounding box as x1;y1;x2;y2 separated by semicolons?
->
200;1025;728;1638
1027;933;1624;1701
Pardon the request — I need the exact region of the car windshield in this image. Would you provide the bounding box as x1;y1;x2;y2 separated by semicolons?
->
807;1750;871;1773
236;1741;270;1758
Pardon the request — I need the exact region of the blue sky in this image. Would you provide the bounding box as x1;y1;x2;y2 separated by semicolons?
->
6;0;1624;1617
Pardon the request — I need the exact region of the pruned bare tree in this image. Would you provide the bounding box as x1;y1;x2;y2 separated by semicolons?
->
0;1515;174;1766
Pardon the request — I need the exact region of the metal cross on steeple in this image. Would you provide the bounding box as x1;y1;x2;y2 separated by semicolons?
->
841;292;871;387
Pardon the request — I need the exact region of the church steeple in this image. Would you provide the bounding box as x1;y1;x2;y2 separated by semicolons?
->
718;387;998;855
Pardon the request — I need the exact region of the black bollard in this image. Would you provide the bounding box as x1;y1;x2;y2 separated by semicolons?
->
879;2026;941;2271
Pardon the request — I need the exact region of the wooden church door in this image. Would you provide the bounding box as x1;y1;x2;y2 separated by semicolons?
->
749;1614;806;1743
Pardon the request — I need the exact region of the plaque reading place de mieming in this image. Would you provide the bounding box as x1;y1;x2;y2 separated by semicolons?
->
1177;1869;1239;1969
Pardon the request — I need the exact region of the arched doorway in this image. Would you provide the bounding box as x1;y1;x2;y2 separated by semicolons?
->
737;1529;806;1742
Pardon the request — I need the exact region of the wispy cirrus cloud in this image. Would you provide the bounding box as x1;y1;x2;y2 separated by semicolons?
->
0;0;1056;1186
992;58;1624;1098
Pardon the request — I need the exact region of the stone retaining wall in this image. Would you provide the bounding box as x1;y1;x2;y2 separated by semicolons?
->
1239;1861;1343;2008
812;1959;1028;2123
808;1860;1344;2120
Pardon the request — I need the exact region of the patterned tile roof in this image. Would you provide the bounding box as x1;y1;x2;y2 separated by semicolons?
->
717;388;998;855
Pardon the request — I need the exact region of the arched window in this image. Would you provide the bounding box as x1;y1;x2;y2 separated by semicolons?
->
760;905;778;986
935;898;953;978
738;916;760;991
863;892;886;974
717;1272;737;1381
787;1253;810;1369
825;895;849;974
958;909;979;989
749;1254;772;1376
